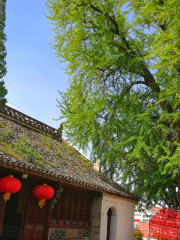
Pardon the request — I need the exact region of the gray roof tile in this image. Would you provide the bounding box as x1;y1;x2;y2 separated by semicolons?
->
0;104;139;201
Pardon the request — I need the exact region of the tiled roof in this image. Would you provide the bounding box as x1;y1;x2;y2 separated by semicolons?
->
0;104;139;201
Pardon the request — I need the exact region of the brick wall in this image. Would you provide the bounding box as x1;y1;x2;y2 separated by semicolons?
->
48;192;102;240
90;192;102;240
49;228;90;240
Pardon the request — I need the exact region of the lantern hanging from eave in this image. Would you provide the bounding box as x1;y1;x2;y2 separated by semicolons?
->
33;184;54;208
0;175;21;202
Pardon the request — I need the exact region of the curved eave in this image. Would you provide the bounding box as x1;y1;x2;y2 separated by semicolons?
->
0;153;140;202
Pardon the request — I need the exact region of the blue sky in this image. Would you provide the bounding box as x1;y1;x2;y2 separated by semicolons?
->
4;0;68;129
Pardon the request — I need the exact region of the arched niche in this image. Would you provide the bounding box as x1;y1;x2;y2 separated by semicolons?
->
106;206;117;240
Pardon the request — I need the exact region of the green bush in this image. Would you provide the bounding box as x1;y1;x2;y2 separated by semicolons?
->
134;228;143;240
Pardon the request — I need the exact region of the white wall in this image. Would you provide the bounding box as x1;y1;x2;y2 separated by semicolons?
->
100;194;135;240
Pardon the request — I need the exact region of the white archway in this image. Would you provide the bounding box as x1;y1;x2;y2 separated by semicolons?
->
106;206;117;240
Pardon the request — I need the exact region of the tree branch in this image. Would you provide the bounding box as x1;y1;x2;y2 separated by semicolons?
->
80;0;174;115
87;0;119;35
125;81;149;93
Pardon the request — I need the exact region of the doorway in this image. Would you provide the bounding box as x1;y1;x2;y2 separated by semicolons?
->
0;190;23;240
106;208;112;240
106;207;117;240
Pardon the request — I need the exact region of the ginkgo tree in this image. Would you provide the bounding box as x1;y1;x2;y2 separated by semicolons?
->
46;0;180;208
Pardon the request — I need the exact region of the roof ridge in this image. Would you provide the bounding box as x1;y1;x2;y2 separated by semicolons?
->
0;103;90;162
0;103;59;139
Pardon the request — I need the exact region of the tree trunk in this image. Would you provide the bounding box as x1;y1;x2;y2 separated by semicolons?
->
178;175;180;209
173;187;178;209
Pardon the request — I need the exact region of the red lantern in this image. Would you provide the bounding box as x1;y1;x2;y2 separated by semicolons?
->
0;175;21;202
33;184;54;208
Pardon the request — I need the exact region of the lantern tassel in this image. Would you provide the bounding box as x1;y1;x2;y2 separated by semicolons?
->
38;199;45;208
3;193;11;202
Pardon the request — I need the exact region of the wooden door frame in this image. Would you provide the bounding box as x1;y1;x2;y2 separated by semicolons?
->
19;178;32;240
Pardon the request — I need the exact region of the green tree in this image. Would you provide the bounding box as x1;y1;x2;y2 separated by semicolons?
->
46;0;180;208
134;229;143;240
0;0;7;104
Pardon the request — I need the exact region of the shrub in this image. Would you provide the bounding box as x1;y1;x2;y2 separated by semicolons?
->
134;228;144;240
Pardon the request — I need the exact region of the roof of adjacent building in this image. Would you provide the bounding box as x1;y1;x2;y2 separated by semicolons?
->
149;207;160;212
0;103;139;201
138;223;149;238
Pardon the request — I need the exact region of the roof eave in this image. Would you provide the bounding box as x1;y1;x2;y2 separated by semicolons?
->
0;156;139;201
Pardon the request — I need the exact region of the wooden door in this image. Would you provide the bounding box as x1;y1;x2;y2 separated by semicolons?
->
0;192;6;237
22;193;48;240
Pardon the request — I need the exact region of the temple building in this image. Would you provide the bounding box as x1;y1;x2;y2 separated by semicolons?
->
0;103;139;240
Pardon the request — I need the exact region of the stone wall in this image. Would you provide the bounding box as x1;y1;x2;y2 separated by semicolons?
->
49;228;90;240
90;192;103;240
48;192;102;240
